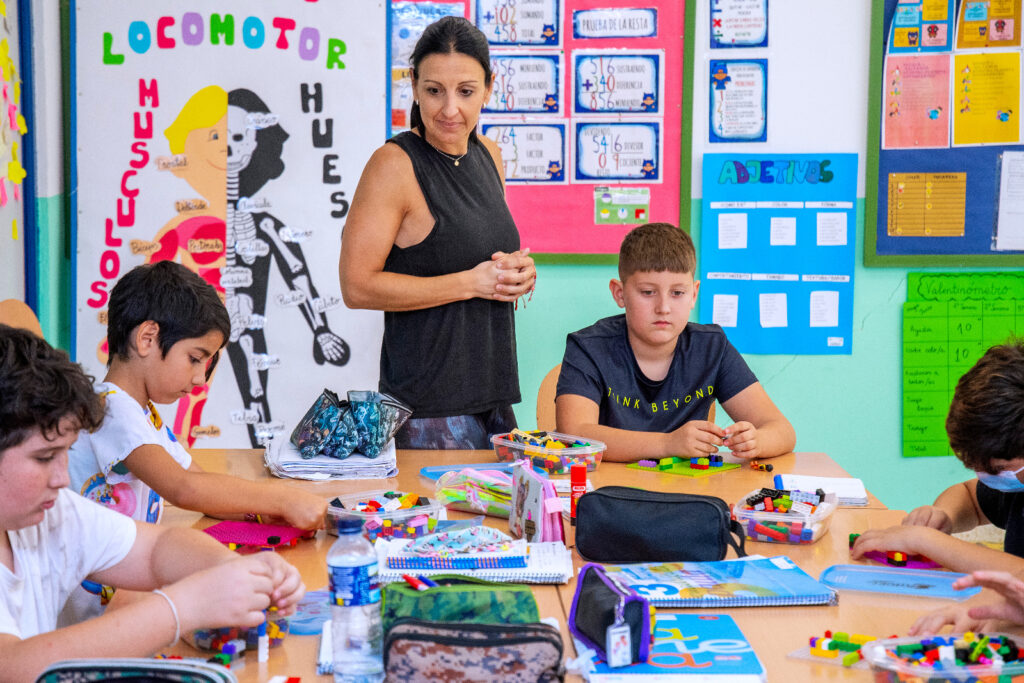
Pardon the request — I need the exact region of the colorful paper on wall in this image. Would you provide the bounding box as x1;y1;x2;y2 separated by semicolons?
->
956;0;1022;49
902;272;1024;456
882;54;951;149
700;153;858;355
887;0;955;52
709;59;768;143
710;0;769;49
952;52;1021;146
886;172;966;236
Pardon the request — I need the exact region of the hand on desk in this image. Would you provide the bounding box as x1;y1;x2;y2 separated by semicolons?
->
849;525;936;560
265;489;328;531
903;505;954;533
910;570;1024;634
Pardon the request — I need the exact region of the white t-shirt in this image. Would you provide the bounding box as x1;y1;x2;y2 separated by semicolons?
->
69;381;192;524
0;489;136;638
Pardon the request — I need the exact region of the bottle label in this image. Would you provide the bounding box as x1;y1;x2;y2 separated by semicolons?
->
329;561;381;607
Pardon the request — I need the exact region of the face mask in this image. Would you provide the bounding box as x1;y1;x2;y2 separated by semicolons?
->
977;465;1024;492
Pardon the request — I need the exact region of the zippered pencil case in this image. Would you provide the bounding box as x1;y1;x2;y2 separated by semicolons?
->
36;658;236;682
568;562;654;667
381;575;539;632
383;619;564;682
575;486;746;562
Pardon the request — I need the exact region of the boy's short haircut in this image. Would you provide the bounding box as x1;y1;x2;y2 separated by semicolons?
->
618;222;696;282
946;338;1024;473
0;324;104;453
106;261;230;371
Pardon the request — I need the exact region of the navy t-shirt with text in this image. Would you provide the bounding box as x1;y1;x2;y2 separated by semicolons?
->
556;315;757;432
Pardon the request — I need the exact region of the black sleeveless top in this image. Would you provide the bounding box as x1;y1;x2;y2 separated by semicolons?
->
380;132;521;417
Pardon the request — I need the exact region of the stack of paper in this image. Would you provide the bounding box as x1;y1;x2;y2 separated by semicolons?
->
264;435;398;481
774;473;868;506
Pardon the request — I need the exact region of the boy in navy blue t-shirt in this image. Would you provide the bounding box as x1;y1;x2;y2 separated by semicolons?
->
556;222;795;463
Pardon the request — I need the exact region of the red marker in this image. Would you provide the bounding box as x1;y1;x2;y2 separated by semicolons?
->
570;463;587;526
402;574;429;591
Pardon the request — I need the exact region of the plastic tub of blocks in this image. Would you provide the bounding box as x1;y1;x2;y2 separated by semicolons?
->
490;429;606;474
732;487;836;545
862;632;1024;682
326;489;446;540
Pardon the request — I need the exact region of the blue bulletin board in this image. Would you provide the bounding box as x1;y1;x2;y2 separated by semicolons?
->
699;153;858;355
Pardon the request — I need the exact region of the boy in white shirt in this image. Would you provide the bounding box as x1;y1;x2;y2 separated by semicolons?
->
0;323;305;682
65;261;326;622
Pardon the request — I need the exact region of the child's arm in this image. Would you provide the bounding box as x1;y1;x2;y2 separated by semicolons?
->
123;444;327;529
557;393;727;462
0;524;303;682
903;479;987;533
718;383;795;460
909;570;1024;635
850;523;1024;574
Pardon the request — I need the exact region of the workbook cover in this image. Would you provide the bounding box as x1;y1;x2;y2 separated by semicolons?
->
601;557;836;608
586;613;765;681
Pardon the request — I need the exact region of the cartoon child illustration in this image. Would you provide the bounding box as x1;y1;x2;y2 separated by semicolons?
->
927;24;939;39
711;64;731;90
146;86;228;446
997;109;1013;122
547;160;563;181
543;94;558;112
640;92;657;111
907;30;919;46
641;159;657;179
928;106;942;120
540;24;557;43
226;88;350;447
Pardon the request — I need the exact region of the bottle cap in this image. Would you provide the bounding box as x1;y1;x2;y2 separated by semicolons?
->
336;516;364;534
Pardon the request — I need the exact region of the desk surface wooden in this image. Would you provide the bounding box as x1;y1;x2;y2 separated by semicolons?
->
164;449;985;683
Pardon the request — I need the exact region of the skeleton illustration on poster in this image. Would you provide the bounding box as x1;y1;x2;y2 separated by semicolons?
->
74;3;386;448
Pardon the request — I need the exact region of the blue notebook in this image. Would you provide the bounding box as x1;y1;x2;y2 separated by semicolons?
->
587;613;765;681
601;556;836;608
819;564;981;601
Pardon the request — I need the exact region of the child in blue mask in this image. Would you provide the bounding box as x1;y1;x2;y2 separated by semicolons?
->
852;340;1024;578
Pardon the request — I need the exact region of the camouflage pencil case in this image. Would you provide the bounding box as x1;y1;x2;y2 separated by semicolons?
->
383;619;564;682
381;575;539;633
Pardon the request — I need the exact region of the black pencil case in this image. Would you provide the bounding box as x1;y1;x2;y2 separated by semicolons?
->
574;486;746;563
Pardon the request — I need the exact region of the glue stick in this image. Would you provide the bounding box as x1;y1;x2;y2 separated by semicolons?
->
570;463;587;526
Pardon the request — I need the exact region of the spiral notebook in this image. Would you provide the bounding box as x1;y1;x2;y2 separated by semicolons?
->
600;556;837;608
375;538;573;584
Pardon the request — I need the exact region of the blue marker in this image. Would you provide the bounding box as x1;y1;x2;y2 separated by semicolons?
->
418;575;439;588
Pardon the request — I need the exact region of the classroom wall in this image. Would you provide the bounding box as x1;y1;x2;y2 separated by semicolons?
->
513;0;995;514
13;2;1002;512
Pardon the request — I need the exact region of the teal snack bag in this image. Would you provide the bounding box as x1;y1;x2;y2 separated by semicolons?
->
381;576;539;633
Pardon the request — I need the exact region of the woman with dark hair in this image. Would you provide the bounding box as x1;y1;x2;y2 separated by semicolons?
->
339;16;536;449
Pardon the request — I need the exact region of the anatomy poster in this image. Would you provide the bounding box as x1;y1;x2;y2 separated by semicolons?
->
73;2;387;448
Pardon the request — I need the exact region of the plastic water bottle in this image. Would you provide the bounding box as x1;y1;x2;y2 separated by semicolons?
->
328;516;384;683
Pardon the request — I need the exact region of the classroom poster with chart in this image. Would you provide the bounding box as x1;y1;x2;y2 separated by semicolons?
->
902;272;1024;457
474;0;686;254
868;0;1024;265
72;2;387;449
699;153;857;355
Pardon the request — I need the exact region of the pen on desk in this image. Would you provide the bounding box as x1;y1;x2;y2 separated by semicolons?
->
402;574;429;591
417;575;439;588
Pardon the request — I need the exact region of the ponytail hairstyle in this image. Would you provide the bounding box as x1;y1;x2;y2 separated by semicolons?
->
409;16;492;140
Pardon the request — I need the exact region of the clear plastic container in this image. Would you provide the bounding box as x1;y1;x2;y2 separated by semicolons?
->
862;632;1024;682
490;430;606;474
732;488;836;545
326;489;446;540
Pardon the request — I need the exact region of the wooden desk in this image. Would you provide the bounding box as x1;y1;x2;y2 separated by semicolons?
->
164;449;936;682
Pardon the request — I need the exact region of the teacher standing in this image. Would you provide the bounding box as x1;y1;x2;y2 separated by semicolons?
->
340;16;536;449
